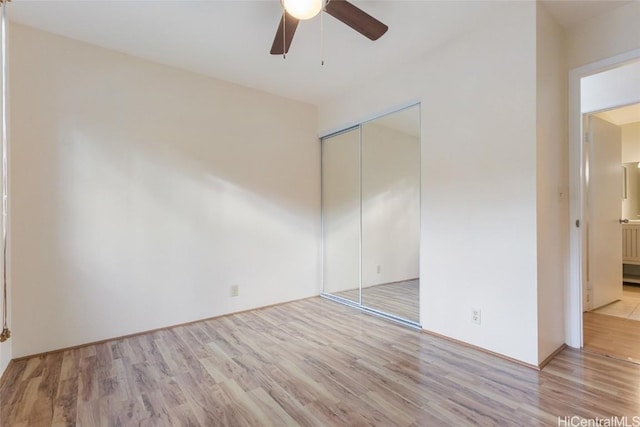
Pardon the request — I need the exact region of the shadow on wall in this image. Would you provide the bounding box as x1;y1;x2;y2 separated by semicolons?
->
10;22;320;356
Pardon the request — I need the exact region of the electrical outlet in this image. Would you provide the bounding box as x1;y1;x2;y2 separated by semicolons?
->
231;285;239;297
471;308;481;325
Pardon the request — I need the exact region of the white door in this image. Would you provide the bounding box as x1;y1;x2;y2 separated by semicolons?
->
588;115;623;309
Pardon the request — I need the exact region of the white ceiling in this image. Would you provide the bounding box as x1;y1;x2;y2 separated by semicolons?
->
539;0;633;28
6;0;633;106
595;103;640;125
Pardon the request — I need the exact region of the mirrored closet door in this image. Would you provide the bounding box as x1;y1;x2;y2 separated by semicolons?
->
322;127;361;304
322;104;421;325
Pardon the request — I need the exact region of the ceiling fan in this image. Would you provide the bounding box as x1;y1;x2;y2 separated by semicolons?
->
270;0;388;55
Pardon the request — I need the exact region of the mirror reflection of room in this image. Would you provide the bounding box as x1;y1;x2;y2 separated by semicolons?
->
623;163;640;221
322;128;361;304
361;108;420;322
321;104;421;324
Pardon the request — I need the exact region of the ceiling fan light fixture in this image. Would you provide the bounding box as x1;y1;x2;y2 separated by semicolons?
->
282;0;323;20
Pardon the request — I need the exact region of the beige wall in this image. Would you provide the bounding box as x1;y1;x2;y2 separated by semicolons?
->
8;23;321;358
536;2;568;363
566;1;640;69
319;2;540;365
622;122;640;163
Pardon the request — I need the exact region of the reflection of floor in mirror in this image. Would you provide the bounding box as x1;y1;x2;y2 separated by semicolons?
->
331;279;419;323
591;285;640;320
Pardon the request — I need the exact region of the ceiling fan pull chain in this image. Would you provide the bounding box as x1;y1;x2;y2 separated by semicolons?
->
282;9;286;59
320;5;324;66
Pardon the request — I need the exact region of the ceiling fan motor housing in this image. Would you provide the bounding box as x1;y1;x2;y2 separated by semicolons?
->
271;0;388;55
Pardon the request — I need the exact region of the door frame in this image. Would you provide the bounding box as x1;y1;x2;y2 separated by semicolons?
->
568;48;640;349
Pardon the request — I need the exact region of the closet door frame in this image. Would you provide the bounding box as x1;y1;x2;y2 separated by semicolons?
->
320;102;422;329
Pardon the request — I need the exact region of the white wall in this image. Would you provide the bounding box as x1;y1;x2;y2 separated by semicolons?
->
622;122;640;163
361;123;420;287
566;1;640;70
9;24;321;358
535;2;568;363
581;61;640;114
319;2;539;365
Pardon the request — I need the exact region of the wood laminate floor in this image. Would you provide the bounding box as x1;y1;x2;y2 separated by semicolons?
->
583;311;640;364
2;297;640;426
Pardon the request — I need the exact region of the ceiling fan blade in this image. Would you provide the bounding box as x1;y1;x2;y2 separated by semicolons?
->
270;11;300;55
324;0;388;41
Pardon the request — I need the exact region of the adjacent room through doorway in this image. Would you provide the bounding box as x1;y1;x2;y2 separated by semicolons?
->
582;96;640;364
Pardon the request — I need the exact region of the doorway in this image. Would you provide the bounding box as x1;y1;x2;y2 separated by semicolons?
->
567;50;640;358
582;103;640;363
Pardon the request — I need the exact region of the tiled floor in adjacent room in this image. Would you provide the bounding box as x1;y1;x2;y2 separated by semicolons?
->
592;284;640;320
